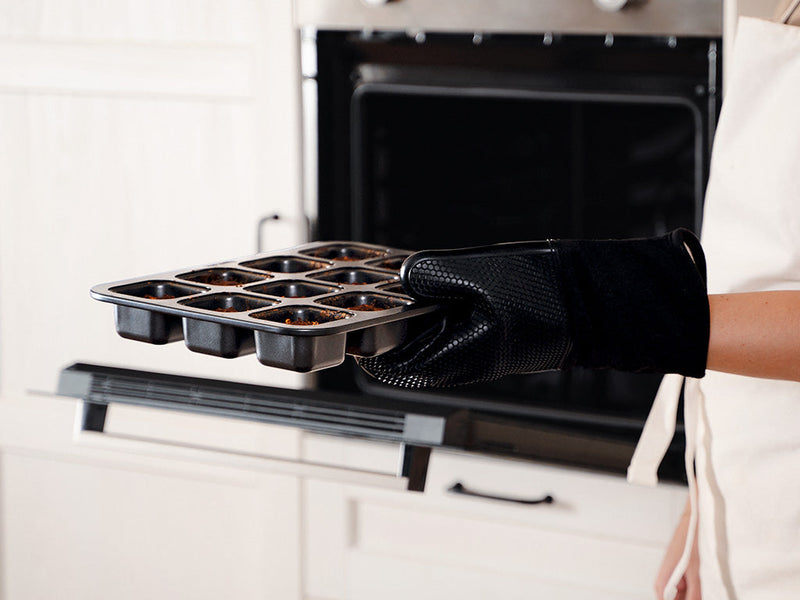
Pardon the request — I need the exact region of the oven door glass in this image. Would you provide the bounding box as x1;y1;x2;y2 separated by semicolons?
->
352;88;702;246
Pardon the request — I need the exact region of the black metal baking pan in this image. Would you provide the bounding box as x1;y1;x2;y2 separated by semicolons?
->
90;242;437;372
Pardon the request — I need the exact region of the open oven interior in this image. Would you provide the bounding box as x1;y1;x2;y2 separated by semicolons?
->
314;31;720;455
352;93;699;247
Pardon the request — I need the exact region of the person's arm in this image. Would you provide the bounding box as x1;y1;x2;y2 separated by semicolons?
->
707;291;800;382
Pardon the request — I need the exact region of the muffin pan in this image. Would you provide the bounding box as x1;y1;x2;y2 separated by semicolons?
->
91;242;436;372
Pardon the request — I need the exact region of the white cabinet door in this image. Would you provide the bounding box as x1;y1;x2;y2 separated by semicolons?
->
300;434;687;600
0;0;305;398
0;393;302;600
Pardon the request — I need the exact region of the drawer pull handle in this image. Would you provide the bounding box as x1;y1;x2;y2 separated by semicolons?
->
448;482;554;506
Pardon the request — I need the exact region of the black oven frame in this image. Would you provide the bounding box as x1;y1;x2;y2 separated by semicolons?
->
315;31;721;241
308;30;722;483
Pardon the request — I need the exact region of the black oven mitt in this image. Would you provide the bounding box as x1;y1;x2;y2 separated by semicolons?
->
357;229;709;388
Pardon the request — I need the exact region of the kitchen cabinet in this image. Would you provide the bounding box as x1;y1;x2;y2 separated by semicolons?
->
0;4;311;592
0;393;304;600
0;0;305;399
1;393;687;600
300;433;687;600
0;392;421;600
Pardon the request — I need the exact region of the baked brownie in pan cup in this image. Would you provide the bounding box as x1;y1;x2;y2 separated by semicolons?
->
90;242;435;372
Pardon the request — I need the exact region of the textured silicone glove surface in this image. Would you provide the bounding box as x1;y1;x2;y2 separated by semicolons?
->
359;242;572;388
358;229;709;388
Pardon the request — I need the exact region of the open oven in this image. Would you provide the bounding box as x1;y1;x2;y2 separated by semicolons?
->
61;0;723;490
302;0;722;482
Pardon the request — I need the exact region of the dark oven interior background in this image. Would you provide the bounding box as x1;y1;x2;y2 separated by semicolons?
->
314;30;721;466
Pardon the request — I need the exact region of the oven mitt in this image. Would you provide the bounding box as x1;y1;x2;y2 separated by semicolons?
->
357;229;709;388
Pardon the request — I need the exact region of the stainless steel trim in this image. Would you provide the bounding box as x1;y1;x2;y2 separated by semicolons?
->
301;27;319;238
404;413;446;445
707;40;719;155
294;0;722;37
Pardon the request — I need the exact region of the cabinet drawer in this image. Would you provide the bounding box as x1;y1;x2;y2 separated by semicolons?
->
344;543;655;600
423;450;686;545
301;434;686;599
301;433;686;544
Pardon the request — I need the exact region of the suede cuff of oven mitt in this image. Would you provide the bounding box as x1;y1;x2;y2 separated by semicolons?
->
556;229;710;378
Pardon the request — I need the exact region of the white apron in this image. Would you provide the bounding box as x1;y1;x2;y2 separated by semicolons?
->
628;16;800;600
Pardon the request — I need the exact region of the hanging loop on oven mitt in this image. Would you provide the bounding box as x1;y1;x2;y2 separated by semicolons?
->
357;228;709;388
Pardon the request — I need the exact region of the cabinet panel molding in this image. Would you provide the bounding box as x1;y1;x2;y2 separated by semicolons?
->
0;450;300;600
0;39;252;99
301;437;686;599
345;552;643;600
0;0;260;43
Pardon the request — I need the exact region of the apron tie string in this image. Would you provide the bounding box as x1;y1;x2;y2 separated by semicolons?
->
628;374;702;600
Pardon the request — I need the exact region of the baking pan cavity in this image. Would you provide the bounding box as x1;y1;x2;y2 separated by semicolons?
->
110;280;208;344
246;280;340;298
300;243;388;262
251;305;352;327
310;268;397;286
111;280;208;300
318;292;410;312
179;292;276;313
240;255;331;273
180;293;280;358
367;255;409;270
378;282;408;295
177;268;267;286
91;241;437;372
